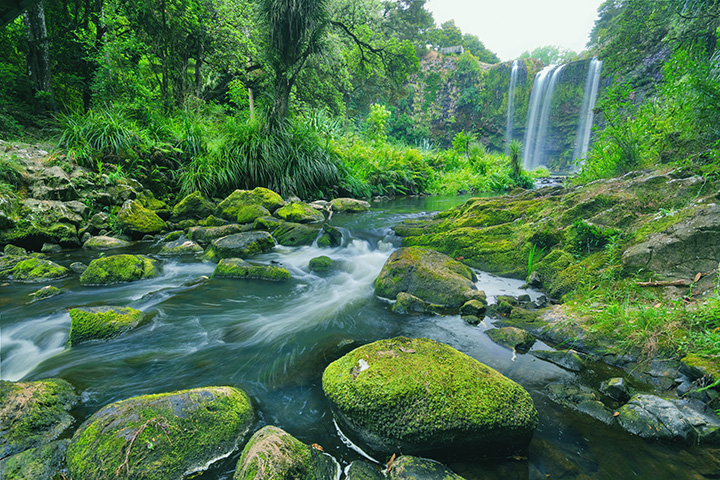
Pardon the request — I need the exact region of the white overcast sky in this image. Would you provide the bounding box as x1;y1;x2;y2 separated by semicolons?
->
425;0;605;61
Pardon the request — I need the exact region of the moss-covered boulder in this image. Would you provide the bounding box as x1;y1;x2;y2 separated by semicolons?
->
345;460;384;480
79;254;159;286
82;235;131;250
216;188;285;220
117;200;167;237
237;204;271;224
388;456;465;480
233;426;339;480
187;224;250;245
68;306;146;345
274;202;325;224
374;247;485;313
680;353;720;382
308;255;335;273
0;439;68;479
29;285;62;302
158;238;203;256
273;222;320;246
329;198;370;213
253;216;284;231
322;337;538;458
391;292;427;314
171;191;214;221
6;258;69;282
0;379;79;459
316;224;343;248
204;232;275;262
67;386;255;480
213;258;290;281
486;327;536;353
531;350;585;372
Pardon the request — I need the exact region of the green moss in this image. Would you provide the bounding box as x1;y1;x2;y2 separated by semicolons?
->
273;222;320;246
682;354;720;381
253;216;284;231
388;455;465;480
213;258;290;281
204;232;276;262
274;202;325;224
68;306;146;345
216;188;285;220
117;200;167;236
79;254;159;286
309;256;334;273
67;386;255;480
171;191;214;221
29;285;62;302
0;379;78;459
9;258;69;282
233;426;338;480
0;439;68;479
486;327;535;352
236;204;271;224
322;337;537;457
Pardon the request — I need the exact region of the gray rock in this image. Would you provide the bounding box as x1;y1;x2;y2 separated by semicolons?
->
0;440;69;479
345;460;384;480
205;231;275;261
546;383;616;425
82;235;131;250
392;292;427;314
329;197;371;213
600;377;631;403
158;237;203;256
187;224;251;245
69;262;87;274
40;243;62;253
531;349;585;372
487;327;535;353
618;394;720;444
273;222;320;246
388;456;465;480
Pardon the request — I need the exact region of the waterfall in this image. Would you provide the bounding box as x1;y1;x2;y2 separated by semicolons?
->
505;60;519;154
523;64;565;170
573;57;603;163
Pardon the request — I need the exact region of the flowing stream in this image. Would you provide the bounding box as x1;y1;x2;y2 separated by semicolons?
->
1;195;719;479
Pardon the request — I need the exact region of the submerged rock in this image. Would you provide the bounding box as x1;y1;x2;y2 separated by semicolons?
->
216;187;285;220
531;349;585;372
546;383;616;425
29;285;62;302
375;247;486;313
187;224;250;245
317;224;343;248
82;235;131;250
0;379;79;460
0;439;68;480
329;198;370;213
213;258;289;281
391;292;427;314
67;386;255;480
273;222;320;246
308;255;335;273
204;232;275;261
117;199;167;237
68;306;146;345
274;202;325;224
233;426;339;480
79;254;159;286
617;394;720;444
388;456;465;480
322;337;538;458
486;327;536;353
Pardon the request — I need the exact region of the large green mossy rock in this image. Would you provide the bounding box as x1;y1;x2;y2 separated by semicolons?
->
0;379;79;460
374;247;485;312
204;232;275;262
82;235;131;250
158;238;203;256
345;461;384;480
79;254;159;286
486;327;536;353
388;456;465;480
274;202;325;224
329;198;370;213
6;257;69;282
233;426;339;480
273;222;320;246
0;439;68;479
216;188;285;220
187;224;250;245
213;258;290;281
236;204;271;224
322;337;538;458
171;191;214;221
67;386;255;480
68;306;146;345
117;200;167;237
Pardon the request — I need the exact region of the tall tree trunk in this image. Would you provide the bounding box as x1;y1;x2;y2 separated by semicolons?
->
195;42;203;97
24;0;56;113
270;76;291;130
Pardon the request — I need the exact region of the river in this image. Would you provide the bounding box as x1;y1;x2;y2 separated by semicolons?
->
1;195;718;479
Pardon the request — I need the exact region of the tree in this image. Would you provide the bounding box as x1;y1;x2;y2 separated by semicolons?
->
23;0;55;112
462;33;499;64
430;20;462;48
519;45;576;65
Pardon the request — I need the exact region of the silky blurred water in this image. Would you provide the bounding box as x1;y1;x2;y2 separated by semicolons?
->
1;194;718;479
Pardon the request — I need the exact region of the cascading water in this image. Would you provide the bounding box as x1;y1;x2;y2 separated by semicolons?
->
573;57;604;163
522;64;565;170
505;60;519;154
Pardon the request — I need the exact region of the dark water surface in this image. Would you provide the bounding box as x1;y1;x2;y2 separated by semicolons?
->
2;195;719;479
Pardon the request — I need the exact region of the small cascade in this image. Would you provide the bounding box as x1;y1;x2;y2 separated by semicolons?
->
505;60;519;154
573;57;603;163
522;64;565;170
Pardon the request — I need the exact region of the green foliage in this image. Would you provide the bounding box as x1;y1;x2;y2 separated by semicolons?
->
519;45;577;65
366;103;391;141
567;220;620;255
